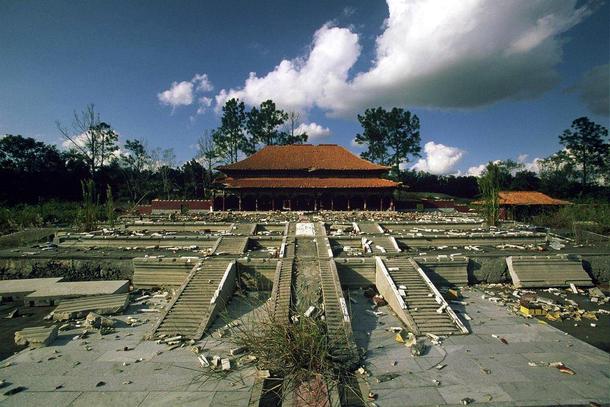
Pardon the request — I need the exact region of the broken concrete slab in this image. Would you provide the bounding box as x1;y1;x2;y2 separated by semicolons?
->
14;325;58;348
506;255;593;288
24;280;129;305
53;293;130;321
0;278;64;302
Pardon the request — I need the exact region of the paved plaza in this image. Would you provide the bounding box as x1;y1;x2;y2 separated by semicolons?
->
1;285;608;406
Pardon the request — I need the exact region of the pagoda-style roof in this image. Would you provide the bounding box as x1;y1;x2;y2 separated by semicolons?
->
221;177;399;189
217;144;389;172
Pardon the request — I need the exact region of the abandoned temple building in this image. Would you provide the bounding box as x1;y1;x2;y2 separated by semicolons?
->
213;144;400;211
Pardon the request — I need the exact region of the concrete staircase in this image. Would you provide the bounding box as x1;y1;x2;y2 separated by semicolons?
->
365;236;400;255
231;223;257;235
283;236;296;258
356;222;384;234
381;257;466;336
270;258;294;324
319;259;357;364
213;236;248;255
152;260;236;339
294;238;317;258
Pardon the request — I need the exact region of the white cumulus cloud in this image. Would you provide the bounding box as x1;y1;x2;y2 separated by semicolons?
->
193;73;214;92
295;122;331;140
159;73;214;111
517;153;543;173
466;155;543;177
214;0;590;116
196;96;213;115
215;23;361;113
411;141;464;175
158;81;194;108
466;163;488;177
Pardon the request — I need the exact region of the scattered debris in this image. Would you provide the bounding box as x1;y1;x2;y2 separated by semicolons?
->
5;308;19;319
221;358;231;371
372;295;387;307
304;306;317;318
85;312;116;328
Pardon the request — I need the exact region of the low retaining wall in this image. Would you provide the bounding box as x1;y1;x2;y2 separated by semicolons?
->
0;257;133;281
0;228;57;249
1;252;607;286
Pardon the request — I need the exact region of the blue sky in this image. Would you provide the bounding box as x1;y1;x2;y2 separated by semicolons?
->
0;0;608;175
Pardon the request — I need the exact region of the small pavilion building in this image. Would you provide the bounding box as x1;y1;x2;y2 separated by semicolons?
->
214;144;399;211
496;191;571;220
474;191;571;221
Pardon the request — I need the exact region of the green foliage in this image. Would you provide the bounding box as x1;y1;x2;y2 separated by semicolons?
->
558;117;609;189
122;139;149;171
79;179;98;232
247;100;289;146
398;171;479;198
57;104;119;176
120;139;152;201
0;201;81;235
105;185;115;227
228;302;358;404
0;134;63;172
532;201;610;235
214;99;308;164
478;162;501;226
354;107;421;175
510;170;540;191
213;98;252;163
0;134;84;204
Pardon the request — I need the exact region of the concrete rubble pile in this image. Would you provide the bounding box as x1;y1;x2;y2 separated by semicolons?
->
476;283;609;326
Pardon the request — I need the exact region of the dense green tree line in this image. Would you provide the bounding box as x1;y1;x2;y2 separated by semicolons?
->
1;101;607;210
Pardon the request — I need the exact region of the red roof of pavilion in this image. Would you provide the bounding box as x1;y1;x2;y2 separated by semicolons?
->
472;191;571;206
221;177;399;189
217;144;389;171
497;191;571;205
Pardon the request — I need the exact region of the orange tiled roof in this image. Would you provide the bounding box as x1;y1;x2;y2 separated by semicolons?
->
222;177;399;189
472;191;571;206
218;144;389;171
498;191;571;205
